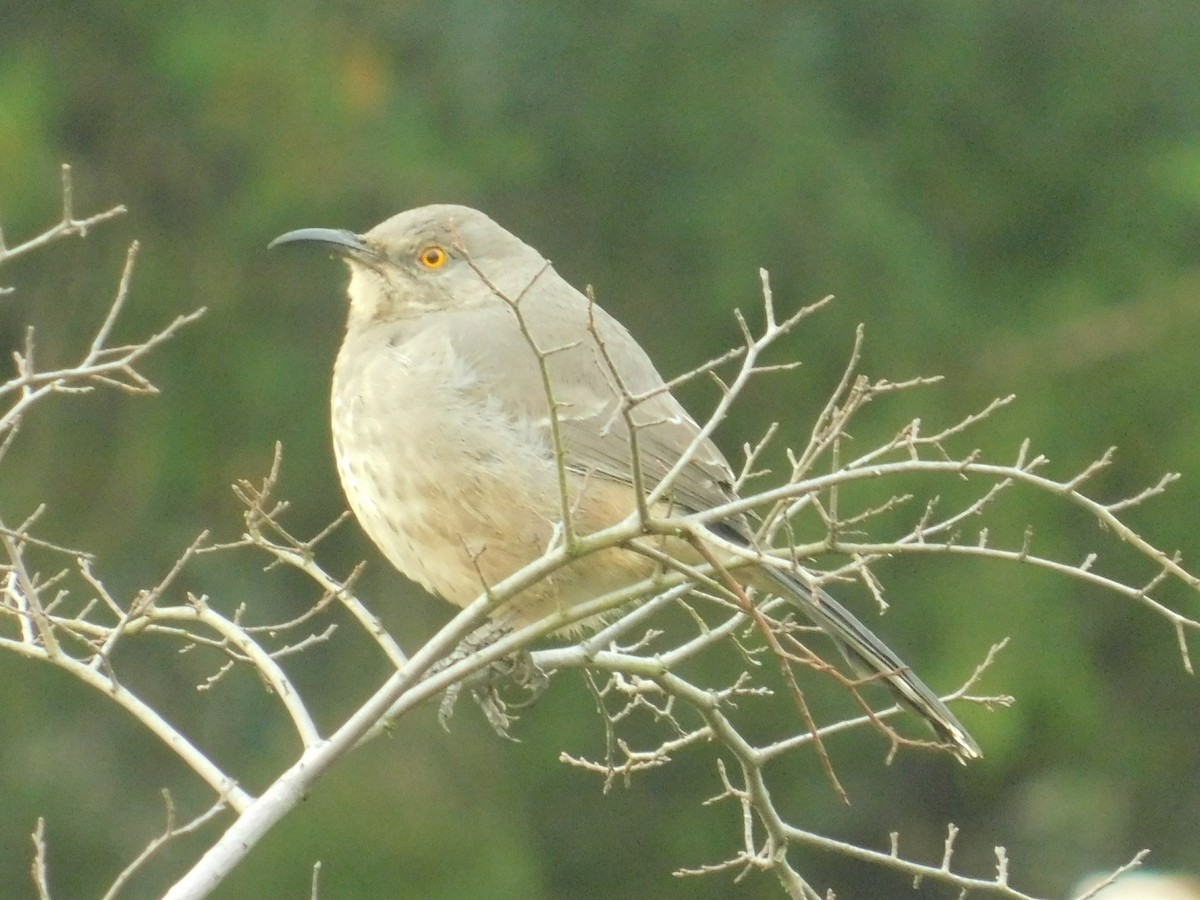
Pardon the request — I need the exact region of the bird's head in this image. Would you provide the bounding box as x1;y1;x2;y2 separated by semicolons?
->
270;204;548;323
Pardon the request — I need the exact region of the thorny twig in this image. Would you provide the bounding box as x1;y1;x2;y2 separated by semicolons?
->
3;177;1196;899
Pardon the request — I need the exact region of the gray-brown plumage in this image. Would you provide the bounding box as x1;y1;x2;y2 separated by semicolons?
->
270;204;981;762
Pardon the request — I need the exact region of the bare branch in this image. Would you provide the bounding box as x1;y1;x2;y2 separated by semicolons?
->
6;181;1196;900
1070;851;1151;900
0;164;127;268
100;792;230;900
30;819;50;900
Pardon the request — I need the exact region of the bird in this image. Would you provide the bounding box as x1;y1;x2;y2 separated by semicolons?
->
269;204;981;762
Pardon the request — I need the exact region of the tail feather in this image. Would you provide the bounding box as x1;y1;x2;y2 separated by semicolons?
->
761;567;981;763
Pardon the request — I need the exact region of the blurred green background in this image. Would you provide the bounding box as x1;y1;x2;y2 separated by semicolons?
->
3;2;1200;897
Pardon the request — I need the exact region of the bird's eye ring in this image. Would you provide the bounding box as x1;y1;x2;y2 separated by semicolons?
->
418;246;448;269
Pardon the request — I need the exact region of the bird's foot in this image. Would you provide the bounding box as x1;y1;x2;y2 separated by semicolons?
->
434;626;550;738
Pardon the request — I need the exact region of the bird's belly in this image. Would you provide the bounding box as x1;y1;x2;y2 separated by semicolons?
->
334;411;545;600
332;399;667;630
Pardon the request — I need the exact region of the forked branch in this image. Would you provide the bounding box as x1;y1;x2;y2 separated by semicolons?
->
4;175;1194;899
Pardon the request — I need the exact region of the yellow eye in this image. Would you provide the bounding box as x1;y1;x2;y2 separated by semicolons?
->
418;246;448;269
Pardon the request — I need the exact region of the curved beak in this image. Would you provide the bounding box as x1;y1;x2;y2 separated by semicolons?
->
268;228;373;260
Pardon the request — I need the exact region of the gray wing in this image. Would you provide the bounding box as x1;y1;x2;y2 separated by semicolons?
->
436;265;740;521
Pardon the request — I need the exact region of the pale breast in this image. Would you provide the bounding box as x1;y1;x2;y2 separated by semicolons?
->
332;323;570;607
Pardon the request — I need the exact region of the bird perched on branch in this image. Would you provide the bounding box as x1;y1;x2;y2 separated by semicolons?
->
270;204;981;762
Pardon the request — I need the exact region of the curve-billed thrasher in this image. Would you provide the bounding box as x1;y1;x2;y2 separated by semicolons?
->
270;204;981;762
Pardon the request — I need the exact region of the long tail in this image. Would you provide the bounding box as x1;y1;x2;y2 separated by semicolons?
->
761;567;981;763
